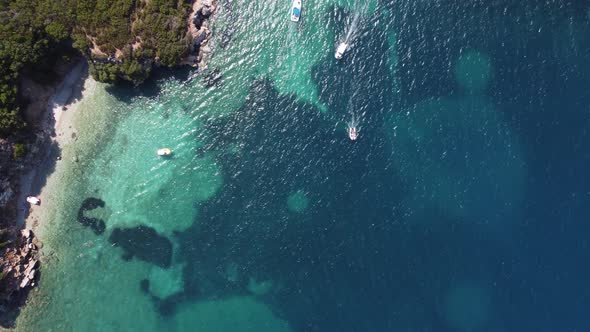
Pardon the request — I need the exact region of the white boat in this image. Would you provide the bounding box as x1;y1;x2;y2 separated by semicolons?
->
157;148;172;156
348;126;358;141
290;0;301;22
335;42;348;60
26;196;41;205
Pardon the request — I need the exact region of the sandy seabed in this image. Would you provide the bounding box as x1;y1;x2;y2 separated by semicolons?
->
17;62;97;237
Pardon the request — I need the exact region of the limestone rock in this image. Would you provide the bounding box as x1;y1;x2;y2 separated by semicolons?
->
201;5;212;17
19;277;30;289
21;229;31;239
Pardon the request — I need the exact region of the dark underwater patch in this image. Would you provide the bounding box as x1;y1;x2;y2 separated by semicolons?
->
202;67;223;88
138;277;200;317
77;197;106;235
108;225;173;268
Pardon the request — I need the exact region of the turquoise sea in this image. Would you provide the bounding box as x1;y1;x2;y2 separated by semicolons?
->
15;0;590;331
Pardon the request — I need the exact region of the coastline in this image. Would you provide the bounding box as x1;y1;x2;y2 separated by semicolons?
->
0;0;220;327
181;0;216;68
17;0;220;231
0;61;91;328
17;61;89;230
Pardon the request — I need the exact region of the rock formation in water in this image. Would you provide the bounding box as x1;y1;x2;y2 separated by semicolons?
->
0;229;41;325
109;225;173;268
182;0;217;70
77;197;107;235
202;67;224;88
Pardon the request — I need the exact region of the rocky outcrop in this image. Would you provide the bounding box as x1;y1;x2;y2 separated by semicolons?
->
181;0;217;69
87;0;218;84
0;59;83;326
0;229;40;308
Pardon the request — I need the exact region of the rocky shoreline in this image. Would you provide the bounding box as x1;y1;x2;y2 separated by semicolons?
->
0;60;82;328
181;0;217;68
89;0;218;84
0;0;218;327
0;136;48;327
0;229;40;305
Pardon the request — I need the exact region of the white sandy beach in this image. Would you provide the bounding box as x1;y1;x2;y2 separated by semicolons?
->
16;61;97;233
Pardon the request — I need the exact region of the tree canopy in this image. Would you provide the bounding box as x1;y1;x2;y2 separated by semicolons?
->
0;0;191;137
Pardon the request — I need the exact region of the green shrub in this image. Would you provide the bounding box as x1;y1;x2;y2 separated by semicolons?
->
1;0;194;132
13;143;26;160
45;22;69;42
0;108;24;138
0;240;10;250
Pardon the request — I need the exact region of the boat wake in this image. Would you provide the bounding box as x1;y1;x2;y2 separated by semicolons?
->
335;10;362;60
345;11;361;43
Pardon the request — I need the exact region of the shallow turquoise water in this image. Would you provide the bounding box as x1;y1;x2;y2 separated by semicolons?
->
16;1;590;331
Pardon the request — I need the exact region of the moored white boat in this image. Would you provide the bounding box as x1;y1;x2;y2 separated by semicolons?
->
26;196;41;205
335;42;348;60
157;148;172;156
291;0;301;22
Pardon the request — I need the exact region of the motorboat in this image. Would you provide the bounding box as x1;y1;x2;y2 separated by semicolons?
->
335;42;348;60
26;196;41;205
348;126;358;141
291;0;301;22
157;148;172;156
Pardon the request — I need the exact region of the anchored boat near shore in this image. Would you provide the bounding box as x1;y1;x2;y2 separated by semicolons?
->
26;196;41;205
157;148;172;156
291;0;301;22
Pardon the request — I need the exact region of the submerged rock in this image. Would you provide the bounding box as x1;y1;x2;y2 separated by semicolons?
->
77;197;106;235
247;277;273;296
202;68;223;88
287;190;309;213
219;29;234;49
201;5;213;17
140;279;150;293
108;225;173;268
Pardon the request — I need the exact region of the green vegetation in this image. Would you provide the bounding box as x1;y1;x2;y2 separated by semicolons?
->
82;0;191;82
12;143;25;160
0;0;77;137
0;227;11;250
0;0;192;137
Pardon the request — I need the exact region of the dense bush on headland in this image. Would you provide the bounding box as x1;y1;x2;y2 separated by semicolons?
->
0;0;191;138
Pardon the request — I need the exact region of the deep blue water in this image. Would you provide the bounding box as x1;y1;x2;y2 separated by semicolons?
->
185;1;590;331
20;0;590;331
169;1;590;331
